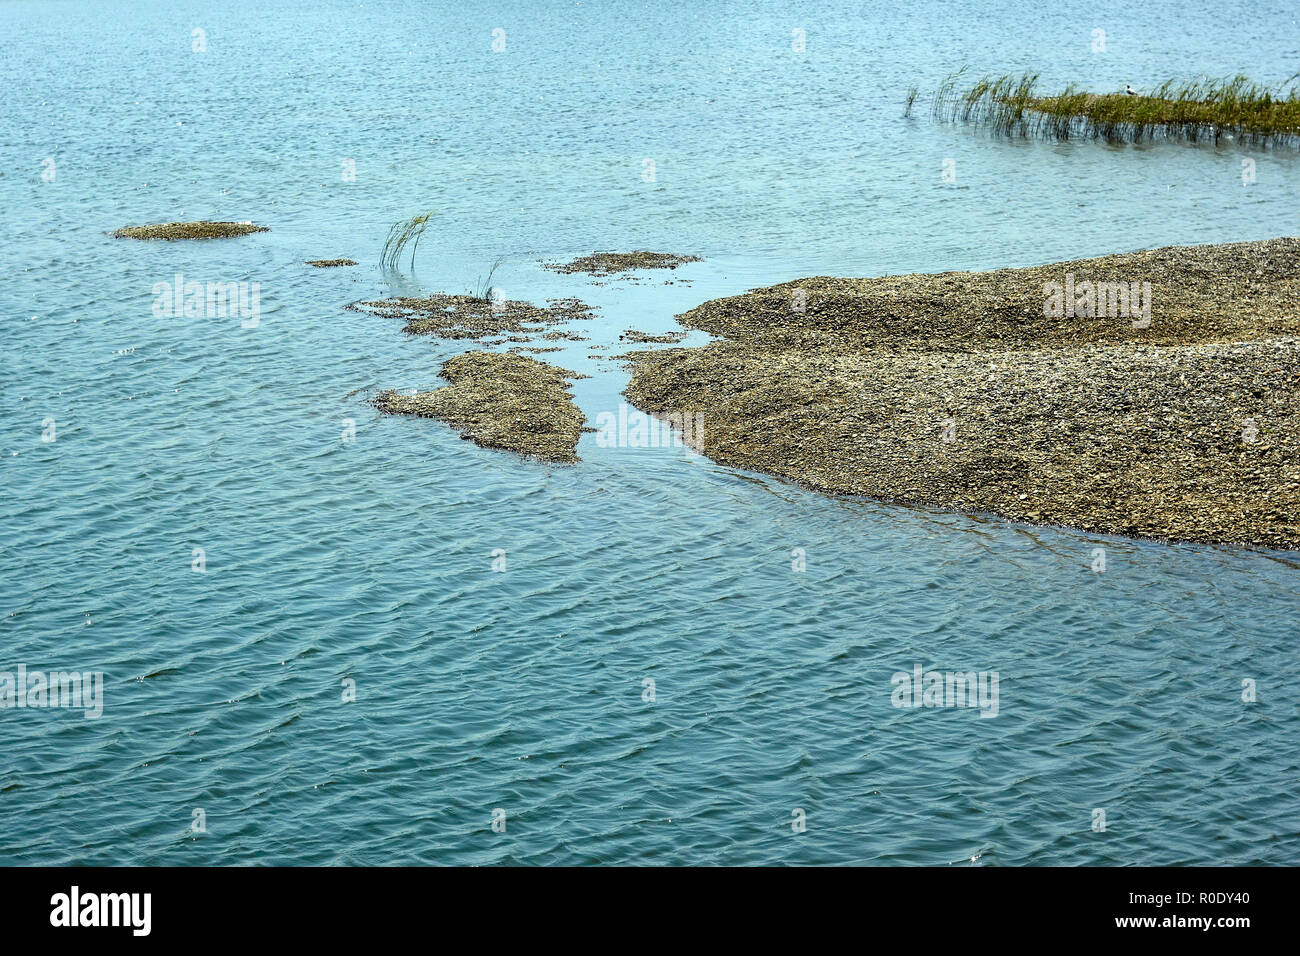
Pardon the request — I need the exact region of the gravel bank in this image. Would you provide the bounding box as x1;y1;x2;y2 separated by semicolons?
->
624;238;1300;548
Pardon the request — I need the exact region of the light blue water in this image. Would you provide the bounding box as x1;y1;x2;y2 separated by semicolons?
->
3;0;1299;865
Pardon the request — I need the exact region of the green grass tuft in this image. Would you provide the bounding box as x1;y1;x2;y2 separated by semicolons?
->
927;72;1300;147
380;211;435;271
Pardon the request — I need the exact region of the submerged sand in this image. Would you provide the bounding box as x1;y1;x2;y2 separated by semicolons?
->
625;238;1300;548
374;351;586;463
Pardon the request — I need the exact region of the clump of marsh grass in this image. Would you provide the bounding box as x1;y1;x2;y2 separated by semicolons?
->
114;221;268;240
930;68;968;122
903;85;919;118
306;258;357;268
380;211;435;271
467;256;507;302
931;72;1300;147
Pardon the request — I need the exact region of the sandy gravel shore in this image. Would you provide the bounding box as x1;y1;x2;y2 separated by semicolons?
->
625;238;1300;548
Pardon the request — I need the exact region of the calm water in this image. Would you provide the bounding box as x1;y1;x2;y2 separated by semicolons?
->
3;0;1299;865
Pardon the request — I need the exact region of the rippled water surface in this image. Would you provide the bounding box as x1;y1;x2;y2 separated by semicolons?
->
3;0;1299;864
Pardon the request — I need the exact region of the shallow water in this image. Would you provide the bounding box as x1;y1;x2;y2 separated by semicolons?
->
2;0;1298;864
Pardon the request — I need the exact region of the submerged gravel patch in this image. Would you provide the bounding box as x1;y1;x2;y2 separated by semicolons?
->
543;251;701;276
625;238;1300;548
621;329;687;344
351;294;596;340
114;221;268;240
374;351;586;463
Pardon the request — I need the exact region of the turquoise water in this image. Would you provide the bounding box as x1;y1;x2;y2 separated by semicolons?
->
3;0;1299;864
